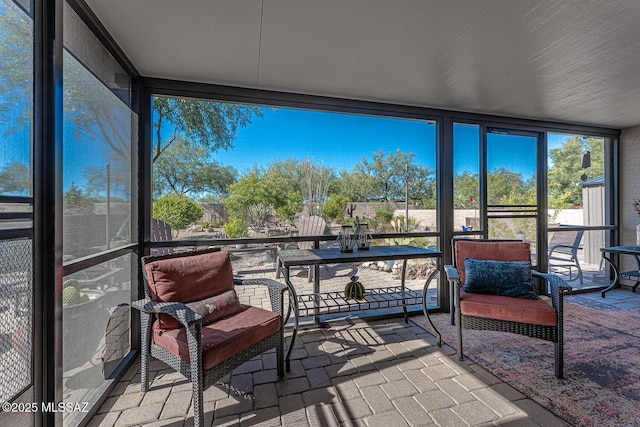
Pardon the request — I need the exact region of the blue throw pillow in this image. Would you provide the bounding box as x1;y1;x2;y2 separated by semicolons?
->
463;258;538;299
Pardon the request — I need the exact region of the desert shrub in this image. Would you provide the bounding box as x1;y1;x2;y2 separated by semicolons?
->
375;209;394;223
323;195;349;222
223;218;248;238
153;194;202;234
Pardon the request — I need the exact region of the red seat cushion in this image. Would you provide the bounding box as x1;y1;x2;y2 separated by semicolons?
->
455;240;532;284
153;305;281;370
144;250;235;329
460;290;557;326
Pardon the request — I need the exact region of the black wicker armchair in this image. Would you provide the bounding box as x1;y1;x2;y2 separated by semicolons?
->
446;239;570;379
132;248;287;426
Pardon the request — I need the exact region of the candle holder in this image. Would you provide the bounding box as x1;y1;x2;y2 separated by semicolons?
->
355;222;373;250
338;225;357;253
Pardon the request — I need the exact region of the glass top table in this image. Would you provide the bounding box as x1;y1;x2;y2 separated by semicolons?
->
278;244;443;371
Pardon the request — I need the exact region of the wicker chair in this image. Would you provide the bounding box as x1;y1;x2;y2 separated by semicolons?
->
446;239;570;378
132;248;287;426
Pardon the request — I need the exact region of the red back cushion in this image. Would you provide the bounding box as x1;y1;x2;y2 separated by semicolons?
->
144;250;235;329
454;240;531;284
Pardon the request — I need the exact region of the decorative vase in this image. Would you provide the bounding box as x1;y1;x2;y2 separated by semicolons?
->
636;224;640;246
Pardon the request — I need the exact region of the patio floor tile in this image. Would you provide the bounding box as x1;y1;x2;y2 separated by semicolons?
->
89;313;576;426
89;276;589;427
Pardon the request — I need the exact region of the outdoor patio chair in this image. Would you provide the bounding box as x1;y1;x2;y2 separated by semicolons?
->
151;218;173;255
132;248;286;427
446;239;570;378
548;226;584;286
292;215;327;281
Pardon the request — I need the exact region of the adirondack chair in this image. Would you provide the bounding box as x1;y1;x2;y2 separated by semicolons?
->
295;215;327;250
293;215;327;281
152;218;173;255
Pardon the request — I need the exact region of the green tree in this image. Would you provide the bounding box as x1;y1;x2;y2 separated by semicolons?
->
487;167;535;205
297;160;335;216
62;51;135;212
336;169;378;202
453;171;479;208
323;194;349;222
261;159;305;223
152;194;202;236
0;3;32;133
63;49;135;201
222;218;248;238
0;162;30;195
224;169;290;230
261;159;300;190
0;4;33;198
64;182;95;214
355;149;411;202
548;136;604;207
153;138;237;198
409;165;437;208
352;150;436;204
153;97;262;162
261;158;335;217
274;192;303;225
375;209;394;223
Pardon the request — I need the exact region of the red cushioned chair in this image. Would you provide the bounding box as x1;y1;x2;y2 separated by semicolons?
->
446;239;570;378
132;248;287;426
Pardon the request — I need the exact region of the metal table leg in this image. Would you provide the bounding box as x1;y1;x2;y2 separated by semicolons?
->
629;255;640;293
282;265;299;372
314;264;321;325
401;259;408;323
600;253;620;298
422;262;442;347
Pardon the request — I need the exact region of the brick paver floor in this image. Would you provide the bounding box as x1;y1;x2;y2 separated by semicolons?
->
89;322;568;426
88;251;573;426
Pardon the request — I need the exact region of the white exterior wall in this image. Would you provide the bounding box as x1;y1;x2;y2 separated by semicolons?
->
394;209;586;231
620;126;640;272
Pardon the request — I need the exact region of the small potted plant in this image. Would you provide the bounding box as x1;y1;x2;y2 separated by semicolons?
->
515;230;525;241
344;276;366;300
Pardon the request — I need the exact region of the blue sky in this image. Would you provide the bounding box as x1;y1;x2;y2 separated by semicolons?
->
212;107;546;179
212;107;437;174
0;0;573;195
1;101;575;195
0;0;585;203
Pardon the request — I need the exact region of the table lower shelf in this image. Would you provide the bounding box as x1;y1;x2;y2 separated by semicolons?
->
620;270;640;279
296;286;424;317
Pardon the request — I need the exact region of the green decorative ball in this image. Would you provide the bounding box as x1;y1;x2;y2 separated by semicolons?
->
62;286;82;306
63;279;80;289
344;280;366;300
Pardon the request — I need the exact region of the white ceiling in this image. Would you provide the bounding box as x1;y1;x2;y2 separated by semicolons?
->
85;0;640;129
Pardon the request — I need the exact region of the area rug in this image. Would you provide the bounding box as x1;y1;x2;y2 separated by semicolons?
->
412;297;640;427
